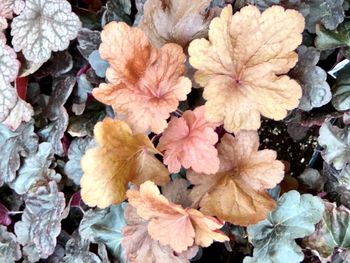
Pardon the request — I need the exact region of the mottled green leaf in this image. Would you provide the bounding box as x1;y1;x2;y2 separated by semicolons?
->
244;190;324;263
315;22;350;50
318;121;350;170
79;203;127;262
303;201;350;259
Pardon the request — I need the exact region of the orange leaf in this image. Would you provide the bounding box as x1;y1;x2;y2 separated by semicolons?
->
122;205;199;263
188;5;304;132
93;22;192;134
126;181;229;253
139;0;215;48
158;106;219;174
80;118;169;208
188;131;284;226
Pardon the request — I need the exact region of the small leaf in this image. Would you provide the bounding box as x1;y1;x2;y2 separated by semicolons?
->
158;106;219;174
15;181;66;262
332;64;350;111
303;201;350;259
72;74;94;115
251;0;344;33
161;178;192;207
11;142;60;195
290;45;331;111
2;97;34;131
79;203;127;262
38;111;68;156
11;0;82;63
0;225;21;262
77;28;101;60
122;205;199;263
244;190;325;263
101;0;132;26
298;168;326;192
139;0;214;47
61;232;104;263
315;22;350;50
127;181;229;253
88;50;109;78
318;121;350;170
0;121;38;186
65;137;95;185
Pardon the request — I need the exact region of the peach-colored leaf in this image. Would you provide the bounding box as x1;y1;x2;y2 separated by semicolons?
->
188;131;284;226
158;106;219;174
80;118;169;209
93;22;192;134
139;0;215;48
188;5;304;133
122;205;198;263
126;181;228;253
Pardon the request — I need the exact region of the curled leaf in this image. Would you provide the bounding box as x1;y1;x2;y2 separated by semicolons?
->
0;225;21;262
122;205;198;263
65;137;95;185
318;121;350;170
15;181;66;262
93;22;192;134
0;121;38;187
303;201;350;259
11;0;81;63
188;131;284;226
139;0;214;47
188;5;304;132
332;64;350;111
80;118;169;208
290;45;331;111
126;180;229;253
244;190;325;263
158;106;219;174
11;142;60;195
79;203;127;261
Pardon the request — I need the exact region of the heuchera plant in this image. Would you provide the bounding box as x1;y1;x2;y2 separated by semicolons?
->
1;0;350;262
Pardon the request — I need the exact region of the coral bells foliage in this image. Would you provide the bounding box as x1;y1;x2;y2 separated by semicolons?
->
80;118;169;208
158;106;220;174
93;22;192;134
189;5;304;133
188;131;285;226
126;181;229;252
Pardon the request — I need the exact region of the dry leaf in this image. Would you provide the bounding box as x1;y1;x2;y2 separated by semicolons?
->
126;180;229;253
188;131;284;226
92;22;192;134
139;0;214;48
158;106;219;174
80;118;169;208
122;205;198;263
188;5;304;133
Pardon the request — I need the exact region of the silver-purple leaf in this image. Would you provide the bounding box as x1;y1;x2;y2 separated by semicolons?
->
0;121;38;186
11;142;61;195
11;0;82;63
0;225;21;262
14;181;66;262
